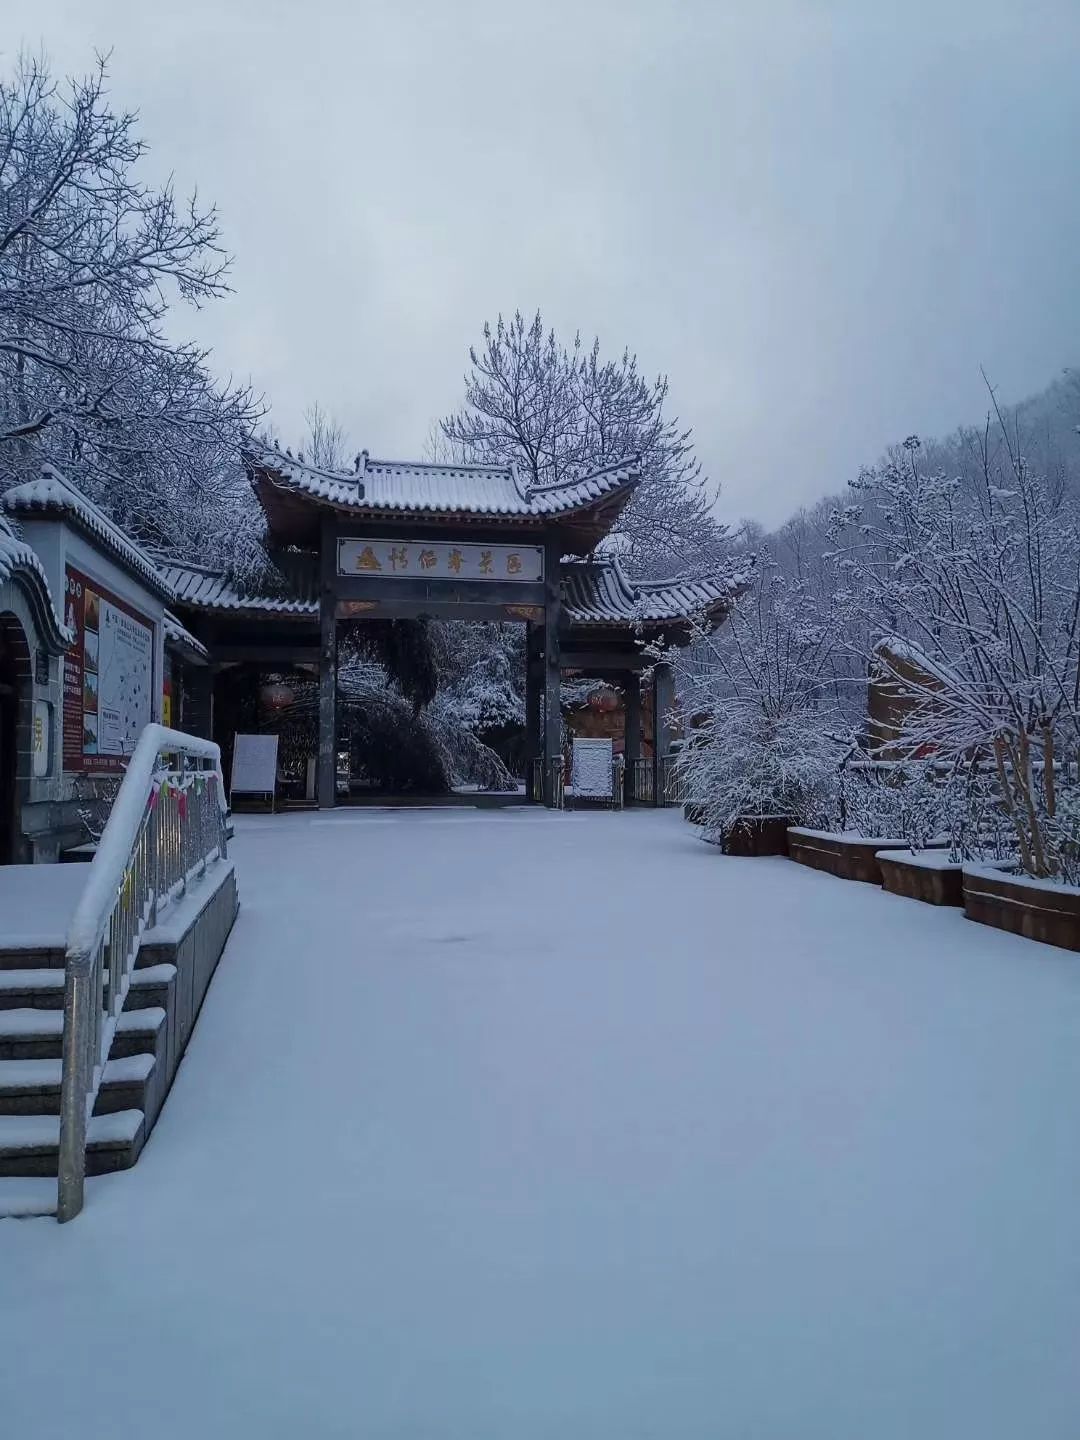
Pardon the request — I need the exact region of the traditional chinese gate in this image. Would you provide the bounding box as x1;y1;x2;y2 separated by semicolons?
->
160;446;739;810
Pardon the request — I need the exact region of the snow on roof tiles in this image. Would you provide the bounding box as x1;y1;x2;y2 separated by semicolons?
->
159;554;741;632
0;512;73;648
245;445;641;519
163;608;209;661
562;559;744;627
158;560;318;617
3;468;172;600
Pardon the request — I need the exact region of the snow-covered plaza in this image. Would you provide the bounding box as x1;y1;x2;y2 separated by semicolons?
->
3;808;1080;1438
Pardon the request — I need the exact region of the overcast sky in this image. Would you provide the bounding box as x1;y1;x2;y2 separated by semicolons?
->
8;1;1080;528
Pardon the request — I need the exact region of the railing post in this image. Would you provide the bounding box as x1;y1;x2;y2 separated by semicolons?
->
57;966;92;1222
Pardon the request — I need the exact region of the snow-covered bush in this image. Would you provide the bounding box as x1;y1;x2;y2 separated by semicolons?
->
672;557;850;840
834;420;1080;881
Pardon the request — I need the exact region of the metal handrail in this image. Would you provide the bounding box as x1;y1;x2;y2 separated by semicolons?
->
57;725;228;1222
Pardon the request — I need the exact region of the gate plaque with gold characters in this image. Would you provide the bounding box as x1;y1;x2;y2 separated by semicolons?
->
338;538;543;584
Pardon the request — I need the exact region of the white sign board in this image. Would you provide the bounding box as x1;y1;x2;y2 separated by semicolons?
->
32;700;50;778
97;597;153;755
231;733;279;797
338;537;543;584
573;738;614;798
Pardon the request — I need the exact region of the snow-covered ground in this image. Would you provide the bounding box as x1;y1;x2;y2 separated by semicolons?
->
3;809;1080;1438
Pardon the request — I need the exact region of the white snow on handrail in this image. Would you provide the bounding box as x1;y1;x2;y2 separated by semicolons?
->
65;724;225;971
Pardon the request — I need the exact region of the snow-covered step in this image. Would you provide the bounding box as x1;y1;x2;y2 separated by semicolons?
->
0;1053;156;1116
0;1176;59;1218
0;967;65;1011
0;1008;63;1061
125;963;177;1011
0;1108;145;1178
0;1004;165;1061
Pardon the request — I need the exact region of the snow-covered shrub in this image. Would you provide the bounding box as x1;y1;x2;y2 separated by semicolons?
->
679;704;839;837
839;760;938;844
672;556;851;841
834;422;1080;881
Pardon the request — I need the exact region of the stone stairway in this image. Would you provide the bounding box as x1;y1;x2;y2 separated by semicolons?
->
0;857;238;1208
0;940;174;1178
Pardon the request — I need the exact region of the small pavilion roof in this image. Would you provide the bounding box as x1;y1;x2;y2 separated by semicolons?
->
3;467;173;601
243;444;641;554
562;558;746;629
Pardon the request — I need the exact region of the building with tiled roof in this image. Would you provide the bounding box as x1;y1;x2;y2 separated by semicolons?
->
150;444;742;810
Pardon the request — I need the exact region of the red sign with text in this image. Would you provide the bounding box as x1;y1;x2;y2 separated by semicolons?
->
63;566;155;773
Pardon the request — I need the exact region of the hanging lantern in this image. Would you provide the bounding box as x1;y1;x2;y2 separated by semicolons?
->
260;682;295;711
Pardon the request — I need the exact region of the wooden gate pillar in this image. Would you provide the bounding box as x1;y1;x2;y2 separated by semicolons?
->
525;622;543;801
542;541;562;806
623;672;641;805
652;660;675;807
318;520;338;809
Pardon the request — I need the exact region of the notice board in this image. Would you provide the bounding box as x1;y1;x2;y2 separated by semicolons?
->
63;565;154;773
230;733;279;798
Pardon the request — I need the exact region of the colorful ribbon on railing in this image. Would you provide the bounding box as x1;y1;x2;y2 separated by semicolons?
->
147;772;198;816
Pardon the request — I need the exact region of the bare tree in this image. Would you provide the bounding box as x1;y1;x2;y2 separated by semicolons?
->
441;309;726;577
0;51;259;545
303;402;348;471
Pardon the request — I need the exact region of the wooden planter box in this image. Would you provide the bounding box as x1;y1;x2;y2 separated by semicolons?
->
962;864;1080;953
787;827;909;884
878;849;963;906
723;817;793;856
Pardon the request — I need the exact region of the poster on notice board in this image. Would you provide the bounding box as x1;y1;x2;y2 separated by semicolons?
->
63;565;154;773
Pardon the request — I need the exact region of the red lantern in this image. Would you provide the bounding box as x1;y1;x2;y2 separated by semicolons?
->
260;682;295;711
588;687;618;714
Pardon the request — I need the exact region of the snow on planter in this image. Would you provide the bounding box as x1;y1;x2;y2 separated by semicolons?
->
786;827;910;884
877;848;964;906
962;864;1080;953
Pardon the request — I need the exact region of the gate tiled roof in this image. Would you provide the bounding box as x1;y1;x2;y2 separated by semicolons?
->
244;444;641;521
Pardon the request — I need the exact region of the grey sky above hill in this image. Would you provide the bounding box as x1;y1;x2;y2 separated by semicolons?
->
8;0;1080;529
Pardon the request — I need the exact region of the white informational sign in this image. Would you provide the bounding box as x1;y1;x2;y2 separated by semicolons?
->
573;738;614;798
96;596;153;755
338;537;544;584
231;733;279;797
32;700;50;778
